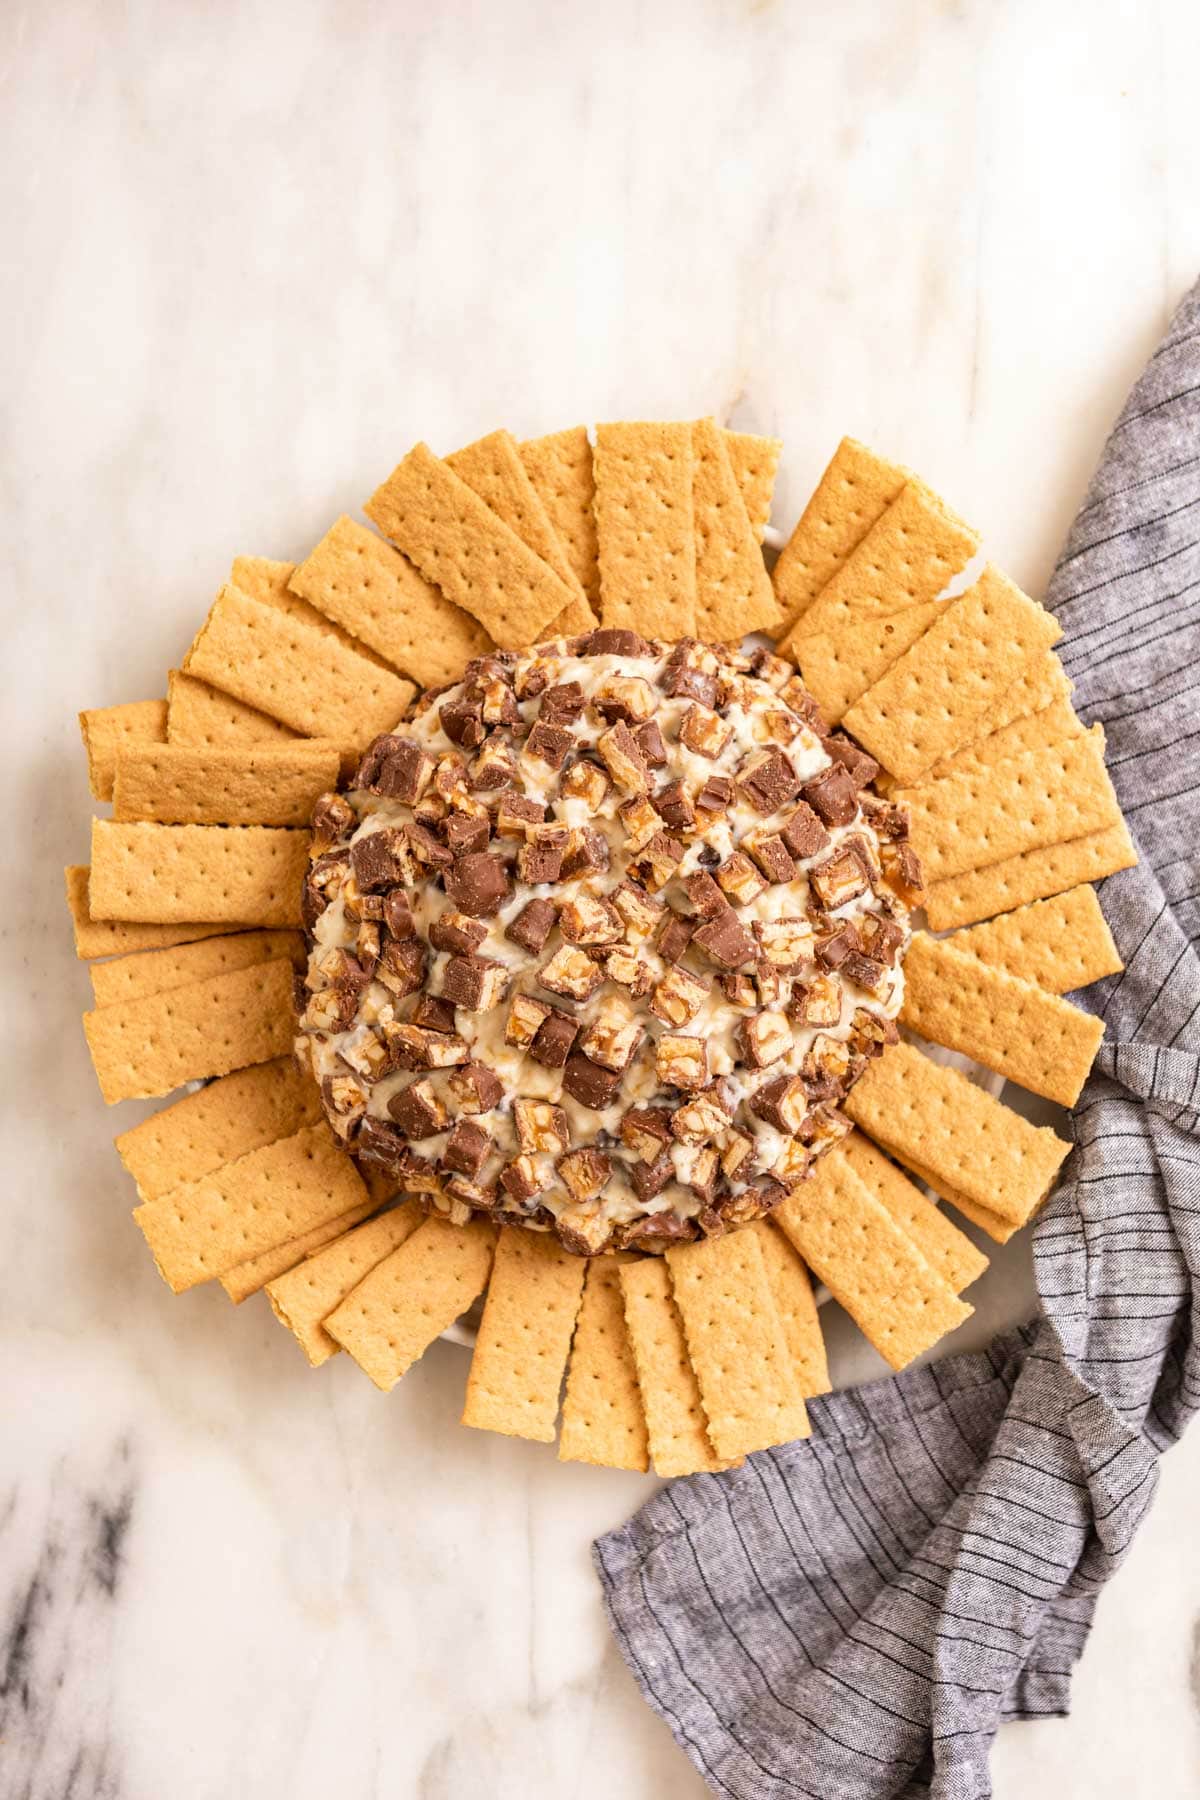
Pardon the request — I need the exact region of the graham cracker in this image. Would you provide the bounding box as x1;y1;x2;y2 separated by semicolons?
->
793;600;944;723
166;668;298;749
781;478;980;651
722;429;782;543
774;1155;971;1371
897;1156;1020;1244
900;932;1105;1106
593;421;698;640
65;864;234;960
288;514;493;688
83;956;296;1104
665;1231;810;1460
89;820;309;926
541;593;598;638
558;1256;650;1472
966;650;1074;745
220;1197;380;1304
449;429;590;606
839;1131;988;1295
265;1203;422;1359
951;885;1121;994
323;1214;497;1392
923;695;1082;788
91;928;304;1009
232;552;398;673
842;568;1063;783
772;437;908;631
133;1121;369;1293
112;742;339;828
365;442;574;650
519;425;601;605
691;418;782;640
183;584;415;747
115;1055;323;1201
78;699;168;803
753;1221;831;1397
895;727;1122;884
461;1227;587;1442
923;819;1138;931
618;1257;731;1479
844;1041;1070;1226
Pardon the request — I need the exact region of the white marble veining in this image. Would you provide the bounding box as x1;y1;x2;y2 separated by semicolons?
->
3;2;1200;1794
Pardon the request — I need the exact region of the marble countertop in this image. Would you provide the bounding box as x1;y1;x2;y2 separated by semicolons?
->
4;2;1200;1794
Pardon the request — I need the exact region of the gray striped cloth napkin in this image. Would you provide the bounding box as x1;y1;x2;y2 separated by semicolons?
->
594;276;1200;1800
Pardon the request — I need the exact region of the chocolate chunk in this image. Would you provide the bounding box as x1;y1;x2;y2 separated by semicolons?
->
387;1078;447;1139
719;970;757;1007
695;774;733;820
653;779;695;831
557;1147;612;1201
353;734;434;803
597;719;649;791
500;1155;541;1205
412;993;457;1034
561;759;611;807
539;681;586;724
405;820;454;870
517;827;568;885
443;852;511;918
354;1117;409;1173
860;794;910;841
737;748;802;814
441;1119;492;1179
692;909;756;969
817;924;859;970
558;894;623;945
685;870;726;920
495;792;546;836
620;1107;675;1158
376;937;427;997
448;1060;503;1113
822;732;880;789
584;627;652;658
633;830;683;892
810;847;870;910
442;954;509;1010
444;813;490;856
440;699;485;750
310;791;355;854
383;890;417;940
881;841;925;904
350;828;411;893
561;826;610;878
657;911;695;964
619;1208;695;1247
662;662;718;707
630;1153;673;1201
843;950;887;993
429;911;488;955
861;914;906;963
562;1052;623;1110
302;849;350;929
745;834;796;885
635;720;667;767
802;763;859;827
529;1007;580;1069
525;720;575;770
505;897;557;954
780;801;830;860
539;943;604;1001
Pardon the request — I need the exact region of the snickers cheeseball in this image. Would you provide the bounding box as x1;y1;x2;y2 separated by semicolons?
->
294;629;921;1255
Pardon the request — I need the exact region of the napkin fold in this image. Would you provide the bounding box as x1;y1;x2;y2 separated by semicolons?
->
595;276;1200;1800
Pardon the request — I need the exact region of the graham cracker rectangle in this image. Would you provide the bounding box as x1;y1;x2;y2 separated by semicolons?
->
89;820;309;926
844;1041;1070;1225
839;1131;988;1295
665;1231;809;1459
65;864;233;959
221;1197;380;1304
520;425;601;605
722;429;782;543
265;1203;422;1359
91;928;303;1009
183;584;415;747
781;472;978;648
78;699;168;803
900;932;1105;1106
593;421;698;640
366;442;575;650
288;514;493;688
967;650;1074;745
542;593;598;638
774;1155;971;1371
232;553;398;674
166;668;298;749
843;568;1064;782
923;695;1082;788
134;1121;368;1292
461;1227;587;1441
558;1256;650;1472
793;600;944;723
772;438;908;630
951;885;1122;994
323;1215;497;1391
923;819;1138;931
83;957;297;1104
895;727;1122;884
449;428;590;609
618;1257;731;1478
753;1222;831;1397
691;418;782;639
115;1055;322;1201
897;1156;1020;1244
112;742;340;828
